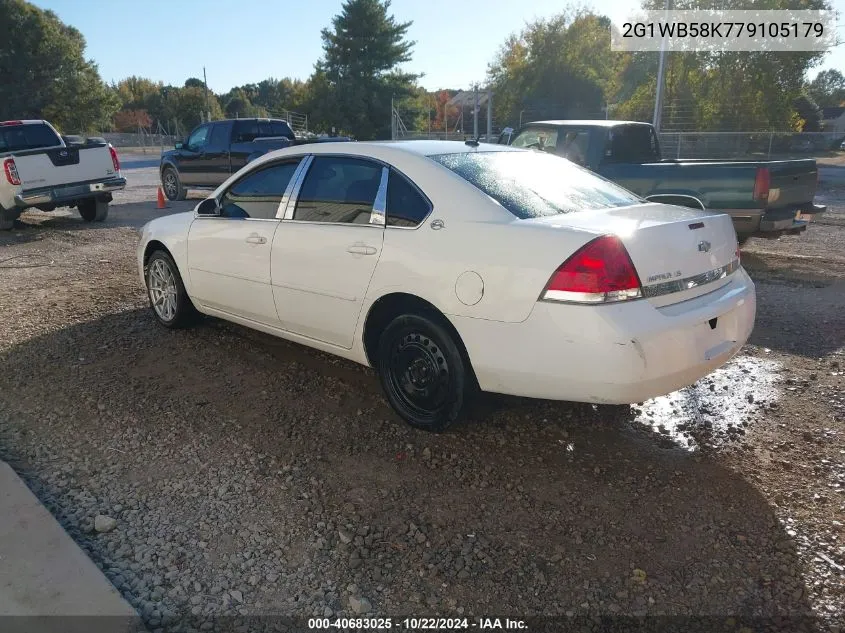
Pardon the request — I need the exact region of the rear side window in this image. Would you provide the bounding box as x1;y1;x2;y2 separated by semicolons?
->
293;156;382;224
220;160;300;219
0;123;61;152
387;170;431;227
604;125;659;163
270;120;295;139
430;150;640;219
233;120;259;142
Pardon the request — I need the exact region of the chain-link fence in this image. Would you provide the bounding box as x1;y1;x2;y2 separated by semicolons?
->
658;131;845;159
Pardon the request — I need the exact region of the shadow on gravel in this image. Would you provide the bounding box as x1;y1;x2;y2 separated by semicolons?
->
0;202;193;241
0;308;821;628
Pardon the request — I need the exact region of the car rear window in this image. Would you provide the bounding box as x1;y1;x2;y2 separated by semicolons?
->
0;123;61;152
430;150;641;219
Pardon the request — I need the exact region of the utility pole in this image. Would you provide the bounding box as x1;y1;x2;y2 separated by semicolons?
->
486;88;493;141
203;67;211;120
473;85;479;139
652;0;671;132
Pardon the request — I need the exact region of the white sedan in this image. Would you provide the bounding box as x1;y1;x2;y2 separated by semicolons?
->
138;140;755;432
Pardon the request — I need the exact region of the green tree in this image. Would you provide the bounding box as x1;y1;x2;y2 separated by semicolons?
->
487;11;622;128
315;0;419;139
807;69;845;108
0;0;118;131
793;94;822;131
176;86;224;131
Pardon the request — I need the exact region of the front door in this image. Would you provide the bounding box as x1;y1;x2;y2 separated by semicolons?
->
271;155;386;348
178;123;212;185
187;158;303;325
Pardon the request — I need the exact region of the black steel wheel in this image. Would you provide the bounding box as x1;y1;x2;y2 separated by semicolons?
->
376;313;469;432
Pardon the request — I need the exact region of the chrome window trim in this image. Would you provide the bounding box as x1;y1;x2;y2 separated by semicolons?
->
282;155;314;220
641;258;740;299
277;156;312;219
370;167;388;226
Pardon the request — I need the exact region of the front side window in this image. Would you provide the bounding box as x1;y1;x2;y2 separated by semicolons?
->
511;127;559;152
387;170;431;227
220;160;300;219
207;123;230;151
186;124;210;151
430;150;641;219
293;156;382;224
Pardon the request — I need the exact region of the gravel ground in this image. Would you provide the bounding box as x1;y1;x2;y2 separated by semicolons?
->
0;155;843;632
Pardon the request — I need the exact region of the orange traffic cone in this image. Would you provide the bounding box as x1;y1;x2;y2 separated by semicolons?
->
156;186;167;209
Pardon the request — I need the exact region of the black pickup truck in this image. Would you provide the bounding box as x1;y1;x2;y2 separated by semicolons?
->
499;120;826;243
160;118;350;200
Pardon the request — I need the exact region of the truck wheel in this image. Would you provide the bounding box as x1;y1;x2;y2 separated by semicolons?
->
162;167;187;201
0;207;19;231
78;198;109;222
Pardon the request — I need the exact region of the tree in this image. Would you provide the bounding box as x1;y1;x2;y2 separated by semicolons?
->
0;0;118;131
793;94;822;132
315;0;420;139
487;11;622;128
113;109;153;132
807;69;845;108
184;77;205;89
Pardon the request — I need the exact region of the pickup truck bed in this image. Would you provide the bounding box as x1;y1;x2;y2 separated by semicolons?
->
501;120;826;242
1;120;125;229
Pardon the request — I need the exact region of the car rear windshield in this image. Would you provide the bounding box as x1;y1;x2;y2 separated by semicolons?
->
0;123;61;153
430;150;641;219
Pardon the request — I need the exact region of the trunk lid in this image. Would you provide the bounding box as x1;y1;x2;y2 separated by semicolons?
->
526;202;740;307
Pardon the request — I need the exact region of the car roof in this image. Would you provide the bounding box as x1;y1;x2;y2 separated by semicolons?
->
312;139;522;157
523;120;651;128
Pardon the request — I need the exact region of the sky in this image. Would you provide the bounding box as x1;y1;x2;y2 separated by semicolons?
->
33;0;845;94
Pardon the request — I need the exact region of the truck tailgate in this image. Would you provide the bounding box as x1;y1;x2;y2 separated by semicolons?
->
12;145;117;190
767;159;817;208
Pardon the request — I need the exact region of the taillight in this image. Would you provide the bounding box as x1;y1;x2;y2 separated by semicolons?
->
109;145;120;172
541;235;642;304
3;158;20;185
753;167;770;202
0;120;23;127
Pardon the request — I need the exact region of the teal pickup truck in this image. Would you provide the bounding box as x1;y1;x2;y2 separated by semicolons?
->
498;120;826;244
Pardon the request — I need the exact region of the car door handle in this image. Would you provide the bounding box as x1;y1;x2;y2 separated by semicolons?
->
347;243;377;256
245;233;267;245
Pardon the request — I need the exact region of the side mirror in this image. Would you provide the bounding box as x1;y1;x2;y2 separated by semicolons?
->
196;198;220;216
175;142;183;149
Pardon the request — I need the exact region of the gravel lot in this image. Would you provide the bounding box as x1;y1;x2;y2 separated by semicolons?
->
0;154;843;632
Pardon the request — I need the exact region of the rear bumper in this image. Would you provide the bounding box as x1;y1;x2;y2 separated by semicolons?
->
726;203;825;238
452;269;756;404
14;177;126;208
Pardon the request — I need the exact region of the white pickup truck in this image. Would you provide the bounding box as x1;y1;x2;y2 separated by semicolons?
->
0;119;126;230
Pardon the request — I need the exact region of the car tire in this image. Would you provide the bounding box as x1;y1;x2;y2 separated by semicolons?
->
78;198;109;222
0;209;15;231
376;312;470;432
145;250;198;329
162;167;187;201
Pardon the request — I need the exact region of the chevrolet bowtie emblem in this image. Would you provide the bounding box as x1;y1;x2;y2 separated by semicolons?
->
698;240;711;253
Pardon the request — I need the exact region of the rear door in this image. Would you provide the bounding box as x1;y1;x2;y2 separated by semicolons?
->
271;155;386;348
178;123;212;185
187;157;303;325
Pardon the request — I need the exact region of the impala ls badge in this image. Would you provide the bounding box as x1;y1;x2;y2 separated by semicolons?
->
698;240;711;253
